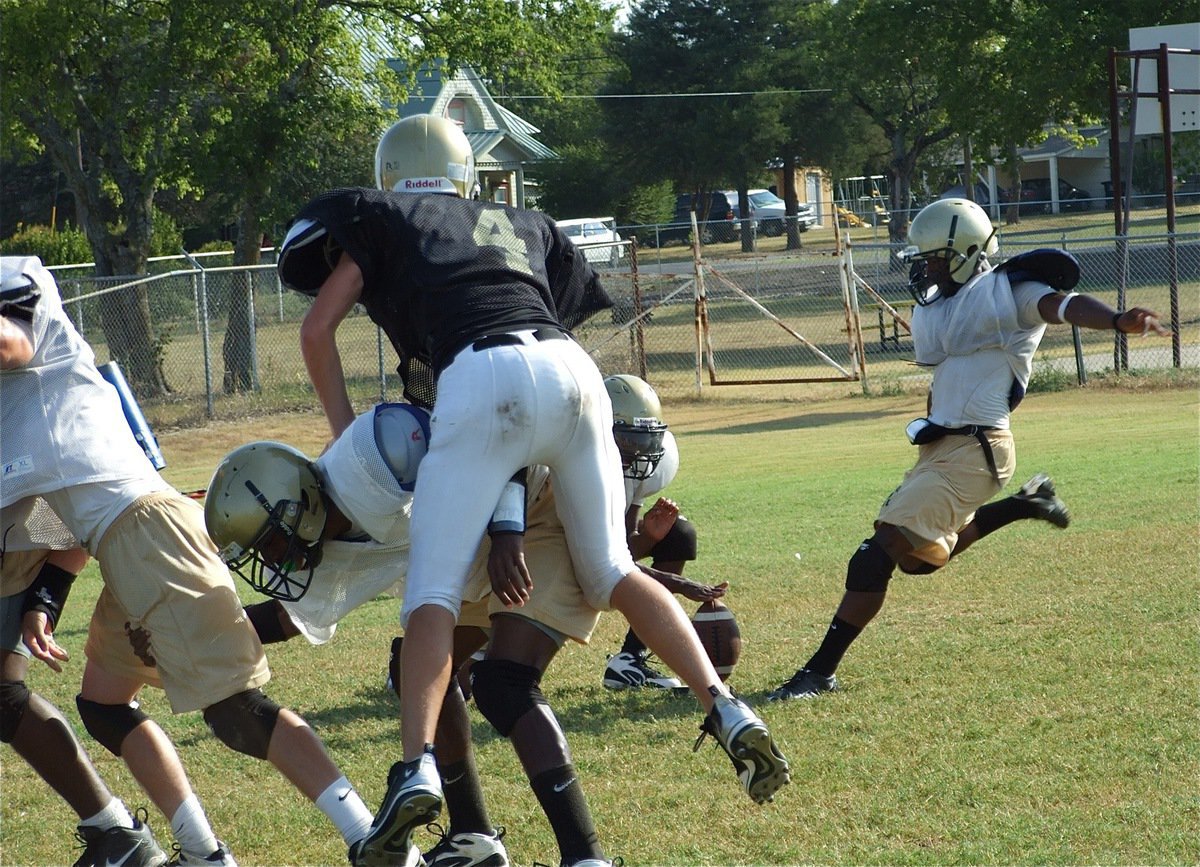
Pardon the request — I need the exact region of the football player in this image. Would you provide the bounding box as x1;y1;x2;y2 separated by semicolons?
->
599;374;726;691
277;114;789;863
0;513;169;867
10;540;236;866
0;256;377;864
767;198;1169;702
208;401;714;866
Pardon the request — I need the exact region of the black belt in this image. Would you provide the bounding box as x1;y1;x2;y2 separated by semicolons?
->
907;419;1000;482
471;328;567;352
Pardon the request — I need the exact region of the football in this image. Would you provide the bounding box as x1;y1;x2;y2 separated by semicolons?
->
692;600;742;682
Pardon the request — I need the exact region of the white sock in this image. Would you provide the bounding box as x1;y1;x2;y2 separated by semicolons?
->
171;794;219;858
79;798;134;830
315;776;373;845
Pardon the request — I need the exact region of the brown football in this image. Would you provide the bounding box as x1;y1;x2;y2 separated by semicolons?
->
692;600;742;682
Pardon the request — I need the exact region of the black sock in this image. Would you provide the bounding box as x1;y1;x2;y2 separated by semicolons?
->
619;627;646;656
530;764;602;864
805;616;862;676
972;496;1037;539
439;758;491;835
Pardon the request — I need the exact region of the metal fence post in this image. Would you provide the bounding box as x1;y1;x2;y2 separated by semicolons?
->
183;251;216;419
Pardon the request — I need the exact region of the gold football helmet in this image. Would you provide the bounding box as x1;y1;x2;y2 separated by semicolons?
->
205;441;327;601
605;374;668;480
375;114;477;198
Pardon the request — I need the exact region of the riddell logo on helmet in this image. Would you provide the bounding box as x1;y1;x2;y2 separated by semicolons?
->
403;178;447;190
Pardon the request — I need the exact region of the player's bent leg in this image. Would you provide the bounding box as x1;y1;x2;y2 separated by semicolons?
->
4;682;114;820
769;531;900;703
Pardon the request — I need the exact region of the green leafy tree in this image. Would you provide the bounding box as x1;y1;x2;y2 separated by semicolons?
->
606;0;789;249
2;0;614;395
0;0;240;393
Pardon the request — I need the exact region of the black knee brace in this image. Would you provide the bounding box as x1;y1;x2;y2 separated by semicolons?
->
203;689;281;759
470;659;546;737
0;681;31;743
650;516;698;563
76;696;150;756
845;538;895;593
245;600;289;645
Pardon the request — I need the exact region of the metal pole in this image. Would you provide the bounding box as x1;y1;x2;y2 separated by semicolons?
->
1157;43;1181;367
182;251;215;418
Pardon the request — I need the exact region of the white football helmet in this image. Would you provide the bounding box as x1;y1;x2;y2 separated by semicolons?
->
375;114;477;198
899;198;998;304
605;374;668;480
205;441;327;601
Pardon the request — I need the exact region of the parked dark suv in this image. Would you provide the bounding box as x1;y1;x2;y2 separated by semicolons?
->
1018;177;1093;213
649;192;738;246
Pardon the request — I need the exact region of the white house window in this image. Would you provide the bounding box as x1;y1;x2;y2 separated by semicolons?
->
446;98;467;126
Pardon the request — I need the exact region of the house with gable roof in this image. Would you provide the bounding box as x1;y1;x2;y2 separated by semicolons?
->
386;60;556;209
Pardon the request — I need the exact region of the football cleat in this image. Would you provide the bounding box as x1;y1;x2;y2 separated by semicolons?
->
601;651;682;690
355;752;442;867
73;812;169;867
765;668;839;702
694;694;790;805
423;825;508;867
168;841;237;866
1014;472;1070;528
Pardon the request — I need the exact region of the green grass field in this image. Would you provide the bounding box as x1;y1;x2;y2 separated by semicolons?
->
2;387;1197;866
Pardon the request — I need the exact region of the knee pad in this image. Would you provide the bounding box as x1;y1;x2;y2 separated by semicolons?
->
899;559;939;575
650;517;698;563
202;689;281;759
75;696;149;756
470;659;546;737
845;538;895;593
0;681;31;743
245;600;289;645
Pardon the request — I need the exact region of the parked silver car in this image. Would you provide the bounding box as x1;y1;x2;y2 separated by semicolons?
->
724;189;817;236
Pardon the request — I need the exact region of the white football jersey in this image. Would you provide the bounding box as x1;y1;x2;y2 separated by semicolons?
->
913;268;1055;429
0;256;168;549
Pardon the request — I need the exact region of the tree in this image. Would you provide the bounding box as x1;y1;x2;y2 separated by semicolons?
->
1;0;615;396
813;0;971;242
766;0;884;248
0;1;240;393
606;0;789;250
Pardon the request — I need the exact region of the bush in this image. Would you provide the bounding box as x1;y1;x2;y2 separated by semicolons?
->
0;223;92;265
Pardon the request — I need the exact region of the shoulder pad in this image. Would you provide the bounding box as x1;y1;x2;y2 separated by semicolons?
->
996;248;1080;291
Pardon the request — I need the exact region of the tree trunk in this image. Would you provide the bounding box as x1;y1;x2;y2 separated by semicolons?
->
222;201;263;394
48;129;169;397
737;187;755;253
1004;142;1022;225
89;233;170;398
962;136;975;202
783;153;802;251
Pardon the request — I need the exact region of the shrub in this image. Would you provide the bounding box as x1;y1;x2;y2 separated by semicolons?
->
0;223;92;265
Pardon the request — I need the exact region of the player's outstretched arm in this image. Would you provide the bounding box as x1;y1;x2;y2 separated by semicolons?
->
1041;292;1170;336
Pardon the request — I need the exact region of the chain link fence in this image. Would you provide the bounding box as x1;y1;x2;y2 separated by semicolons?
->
47;212;1198;430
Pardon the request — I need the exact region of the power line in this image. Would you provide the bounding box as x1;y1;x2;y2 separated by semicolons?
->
499;88;832;99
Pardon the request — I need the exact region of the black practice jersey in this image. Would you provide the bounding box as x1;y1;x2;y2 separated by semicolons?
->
283;188;613;397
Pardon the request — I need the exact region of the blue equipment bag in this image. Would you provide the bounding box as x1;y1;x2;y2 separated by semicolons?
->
98;360;167;470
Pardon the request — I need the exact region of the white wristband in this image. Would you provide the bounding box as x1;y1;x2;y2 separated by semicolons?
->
488;480;526;535
1055;292;1078;324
